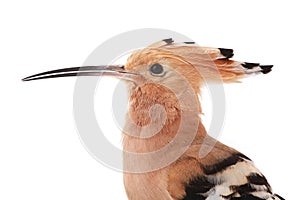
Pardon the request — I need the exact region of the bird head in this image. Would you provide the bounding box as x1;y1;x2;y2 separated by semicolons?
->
23;38;272;121
23;38;271;88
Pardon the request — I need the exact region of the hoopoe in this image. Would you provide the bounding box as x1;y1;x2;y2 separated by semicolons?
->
23;38;284;200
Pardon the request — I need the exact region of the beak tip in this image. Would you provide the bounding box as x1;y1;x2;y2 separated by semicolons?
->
22;77;30;81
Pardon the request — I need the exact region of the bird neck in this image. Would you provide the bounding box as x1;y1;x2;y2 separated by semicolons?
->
122;83;206;153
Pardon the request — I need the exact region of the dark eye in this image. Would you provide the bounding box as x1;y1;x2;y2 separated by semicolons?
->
150;63;164;76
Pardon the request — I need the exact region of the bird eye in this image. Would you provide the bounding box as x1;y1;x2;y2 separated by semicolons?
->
150;63;164;76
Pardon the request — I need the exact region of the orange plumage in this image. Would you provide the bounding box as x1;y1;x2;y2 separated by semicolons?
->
23;38;283;200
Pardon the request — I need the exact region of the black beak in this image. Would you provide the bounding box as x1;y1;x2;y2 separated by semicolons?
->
22;65;140;82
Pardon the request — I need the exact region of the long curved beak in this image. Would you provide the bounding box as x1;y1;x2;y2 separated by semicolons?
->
22;65;141;82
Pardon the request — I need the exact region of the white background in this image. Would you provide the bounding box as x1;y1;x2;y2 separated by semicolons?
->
0;0;299;199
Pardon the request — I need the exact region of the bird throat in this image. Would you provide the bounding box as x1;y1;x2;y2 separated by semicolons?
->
122;83;203;153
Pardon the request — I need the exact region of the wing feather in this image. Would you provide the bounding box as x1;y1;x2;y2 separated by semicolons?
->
181;153;284;200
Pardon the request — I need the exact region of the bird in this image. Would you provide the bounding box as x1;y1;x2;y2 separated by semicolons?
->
23;38;284;200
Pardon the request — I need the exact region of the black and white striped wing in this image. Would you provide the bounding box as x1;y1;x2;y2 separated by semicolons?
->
182;154;284;200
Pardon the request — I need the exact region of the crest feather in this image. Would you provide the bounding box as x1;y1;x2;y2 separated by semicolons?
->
148;38;273;83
